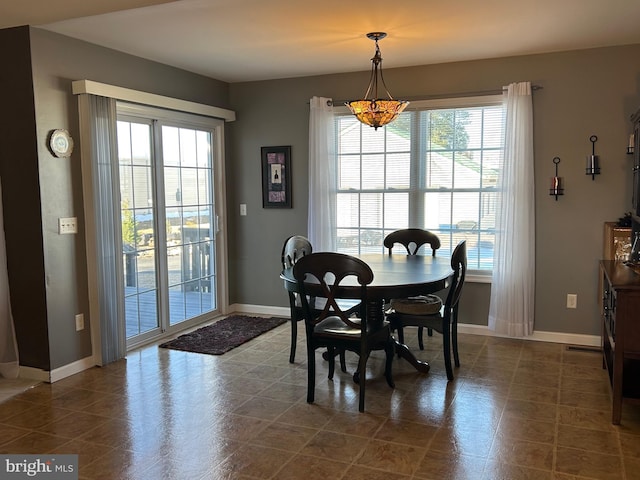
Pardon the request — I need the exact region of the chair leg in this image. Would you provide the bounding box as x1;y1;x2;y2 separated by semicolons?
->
289;318;297;363
327;347;336;379
395;325;405;358
357;351;367;412
339;349;347;372
418;326;425;350
384;337;395;389
452;311;460;368
442;321;454;381
307;344;316;403
427;327;433;337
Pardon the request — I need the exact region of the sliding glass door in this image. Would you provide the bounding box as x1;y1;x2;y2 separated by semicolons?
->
117;104;223;347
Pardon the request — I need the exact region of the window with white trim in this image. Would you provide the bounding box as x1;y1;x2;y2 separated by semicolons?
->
334;95;504;272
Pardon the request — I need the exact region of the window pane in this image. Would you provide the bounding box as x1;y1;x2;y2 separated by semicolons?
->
454;151;481;189
424;191;452;230
337;193;359;228
384;193;409;228
338;116;361;154
386;153;410;189
482;150;502;188
179;129;197;167
452;192;480;226
180;168;198;206
425;151;453;189
386;114;411;151
463;109;482;149
164;167;181;208
339;155;360;190
362;154;384;189
360;193;383;228
483;107;505;148
362;125;385;153
163;126;180;166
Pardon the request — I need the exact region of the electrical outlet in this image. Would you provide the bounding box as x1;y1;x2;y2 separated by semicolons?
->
240;204;247;216
75;313;84;331
566;294;577;309
59;217;77;234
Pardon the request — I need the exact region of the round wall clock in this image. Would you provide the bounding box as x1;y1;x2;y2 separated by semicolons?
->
49;129;74;158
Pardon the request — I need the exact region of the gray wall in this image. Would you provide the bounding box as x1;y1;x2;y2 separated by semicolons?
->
228;44;640;337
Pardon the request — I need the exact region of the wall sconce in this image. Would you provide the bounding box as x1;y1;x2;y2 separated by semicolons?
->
550;157;563;200
586;135;600;180
627;133;635;155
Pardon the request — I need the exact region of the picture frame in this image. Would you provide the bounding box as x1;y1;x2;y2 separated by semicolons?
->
261;145;292;208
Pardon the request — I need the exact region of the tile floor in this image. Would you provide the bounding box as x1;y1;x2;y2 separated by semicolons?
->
1;321;639;480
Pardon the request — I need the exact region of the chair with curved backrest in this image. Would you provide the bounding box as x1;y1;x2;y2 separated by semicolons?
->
384;228;441;256
386;240;467;381
281;235;356;366
281;235;313;363
384;228;442;341
293;252;395;412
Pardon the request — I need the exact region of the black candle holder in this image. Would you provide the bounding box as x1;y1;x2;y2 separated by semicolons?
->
549;157;563;200
586;135;600;180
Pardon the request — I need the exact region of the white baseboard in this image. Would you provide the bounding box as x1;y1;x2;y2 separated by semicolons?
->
230;303;291;317
457;323;601;347
19;355;98;384
231;304;601;347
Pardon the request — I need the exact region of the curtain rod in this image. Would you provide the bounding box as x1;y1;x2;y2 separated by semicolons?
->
324;84;543;106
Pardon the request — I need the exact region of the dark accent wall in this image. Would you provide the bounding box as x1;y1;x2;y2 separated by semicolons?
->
0;27;50;370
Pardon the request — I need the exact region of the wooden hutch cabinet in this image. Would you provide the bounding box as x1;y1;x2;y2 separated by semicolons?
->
599;106;640;424
600;261;640;424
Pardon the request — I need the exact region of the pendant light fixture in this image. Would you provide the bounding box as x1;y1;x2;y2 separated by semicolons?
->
345;32;409;130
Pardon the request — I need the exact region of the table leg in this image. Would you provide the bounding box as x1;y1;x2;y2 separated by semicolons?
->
368;299;430;374
394;337;430;373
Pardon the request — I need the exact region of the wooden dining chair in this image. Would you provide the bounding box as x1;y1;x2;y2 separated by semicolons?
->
383;228;442;341
386;240;467;380
281;235;356;366
384;228;441;256
281;235;313;363
293;252;395;412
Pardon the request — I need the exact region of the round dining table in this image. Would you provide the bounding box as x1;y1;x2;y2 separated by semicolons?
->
281;252;454;373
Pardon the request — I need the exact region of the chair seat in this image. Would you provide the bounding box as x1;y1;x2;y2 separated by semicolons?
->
390;294;442;315
388;310;443;333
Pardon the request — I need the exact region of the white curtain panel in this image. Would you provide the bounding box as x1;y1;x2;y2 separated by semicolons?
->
307;96;336;252
488;82;536;337
0;178;19;378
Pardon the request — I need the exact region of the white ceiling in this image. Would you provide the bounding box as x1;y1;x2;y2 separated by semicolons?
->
4;0;640;83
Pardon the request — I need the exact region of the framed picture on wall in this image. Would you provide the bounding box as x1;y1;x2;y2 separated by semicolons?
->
261;145;292;208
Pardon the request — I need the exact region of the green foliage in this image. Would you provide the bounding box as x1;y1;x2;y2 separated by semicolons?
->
428;110;471;150
121;199;138;247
